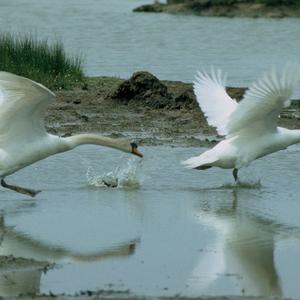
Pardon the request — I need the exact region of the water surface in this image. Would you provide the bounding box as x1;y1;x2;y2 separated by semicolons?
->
1;145;300;298
0;2;300;298
0;0;299;87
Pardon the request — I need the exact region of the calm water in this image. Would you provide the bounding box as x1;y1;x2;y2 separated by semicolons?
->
0;0;300;86
1;145;300;297
1;1;300;298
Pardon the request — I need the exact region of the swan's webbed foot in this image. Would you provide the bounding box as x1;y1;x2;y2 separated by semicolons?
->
1;179;41;197
233;168;239;182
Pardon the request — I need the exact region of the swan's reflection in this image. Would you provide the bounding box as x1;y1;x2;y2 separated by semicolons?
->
189;190;282;297
0;215;138;296
226;191;281;296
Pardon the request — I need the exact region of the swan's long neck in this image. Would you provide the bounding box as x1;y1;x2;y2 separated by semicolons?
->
1;134;131;178
64;134;130;153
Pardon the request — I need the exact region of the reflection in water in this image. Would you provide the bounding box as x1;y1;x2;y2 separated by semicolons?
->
1;146;300;296
226;191;282;296
189;190;282;297
0;262;44;297
0;216;138;296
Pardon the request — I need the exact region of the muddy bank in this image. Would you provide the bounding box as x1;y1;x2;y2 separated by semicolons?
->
4;294;292;300
0;252;293;300
133;1;300;18
46;71;300;146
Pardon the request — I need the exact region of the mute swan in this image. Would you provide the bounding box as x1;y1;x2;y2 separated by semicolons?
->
0;72;143;197
182;65;300;182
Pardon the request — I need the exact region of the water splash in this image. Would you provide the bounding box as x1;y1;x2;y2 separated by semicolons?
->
86;157;141;189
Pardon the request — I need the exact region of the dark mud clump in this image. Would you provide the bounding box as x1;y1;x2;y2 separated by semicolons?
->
111;71;200;110
111;71;174;109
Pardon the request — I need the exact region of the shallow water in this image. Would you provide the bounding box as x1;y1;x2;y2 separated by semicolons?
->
1;1;300;297
0;0;300;88
1;145;300;298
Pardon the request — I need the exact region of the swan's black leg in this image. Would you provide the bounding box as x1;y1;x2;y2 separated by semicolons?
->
233;168;238;182
1;179;41;197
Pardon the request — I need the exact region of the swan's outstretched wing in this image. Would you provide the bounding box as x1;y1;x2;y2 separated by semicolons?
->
194;68;238;136
226;65;300;136
0;72;55;140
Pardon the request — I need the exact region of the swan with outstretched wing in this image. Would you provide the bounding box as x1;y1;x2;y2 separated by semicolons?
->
182;65;300;181
0;72;143;197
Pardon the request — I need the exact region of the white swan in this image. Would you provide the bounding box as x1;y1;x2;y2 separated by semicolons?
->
182;65;300;181
0;72;143;197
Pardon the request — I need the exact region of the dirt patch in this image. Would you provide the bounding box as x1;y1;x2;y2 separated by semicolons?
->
45;71;300;146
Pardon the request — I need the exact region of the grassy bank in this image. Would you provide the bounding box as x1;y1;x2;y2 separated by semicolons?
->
0;33;84;90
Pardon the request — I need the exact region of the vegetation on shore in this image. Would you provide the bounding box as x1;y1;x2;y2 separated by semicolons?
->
0;33;84;90
134;0;300;17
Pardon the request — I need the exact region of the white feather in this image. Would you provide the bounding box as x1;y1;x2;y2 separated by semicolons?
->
0;71;55;144
193;67;237;136
183;64;300;173
226;64;300;136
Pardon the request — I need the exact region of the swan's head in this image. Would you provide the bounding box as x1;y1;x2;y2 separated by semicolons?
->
130;142;143;158
115;140;143;157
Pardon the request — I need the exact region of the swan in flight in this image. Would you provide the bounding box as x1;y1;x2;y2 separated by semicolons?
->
182;65;300;181
0;72;143;197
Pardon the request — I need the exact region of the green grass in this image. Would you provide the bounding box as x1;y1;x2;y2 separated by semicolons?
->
0;33;84;90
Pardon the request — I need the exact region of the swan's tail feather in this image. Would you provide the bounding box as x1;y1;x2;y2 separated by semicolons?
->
181;151;217;170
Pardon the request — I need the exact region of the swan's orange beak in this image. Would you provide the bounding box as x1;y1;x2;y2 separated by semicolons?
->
131;143;143;158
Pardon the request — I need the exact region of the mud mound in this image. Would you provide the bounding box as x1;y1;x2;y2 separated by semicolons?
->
111;71;199;109
111;71;172;108
111;71;175;109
